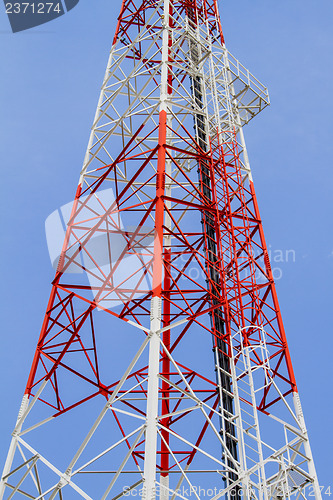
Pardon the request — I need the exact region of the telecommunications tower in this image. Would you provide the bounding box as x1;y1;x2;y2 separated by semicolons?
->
1;1;321;499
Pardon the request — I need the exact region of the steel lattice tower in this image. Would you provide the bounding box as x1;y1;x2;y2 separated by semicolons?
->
1;1;321;499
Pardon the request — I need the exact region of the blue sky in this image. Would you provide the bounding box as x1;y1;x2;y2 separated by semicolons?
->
0;0;332;493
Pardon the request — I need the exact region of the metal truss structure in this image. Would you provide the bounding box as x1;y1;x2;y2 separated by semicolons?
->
0;1;322;499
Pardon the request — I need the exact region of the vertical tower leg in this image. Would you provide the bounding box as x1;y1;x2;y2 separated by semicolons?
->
143;13;169;484
144;297;162;500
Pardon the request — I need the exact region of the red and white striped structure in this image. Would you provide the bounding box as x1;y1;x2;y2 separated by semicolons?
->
0;1;321;499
